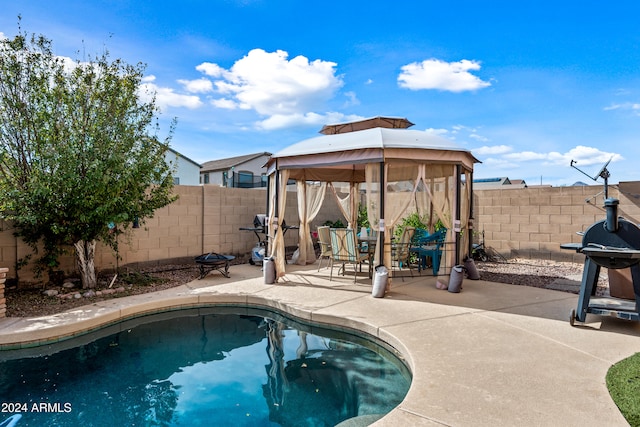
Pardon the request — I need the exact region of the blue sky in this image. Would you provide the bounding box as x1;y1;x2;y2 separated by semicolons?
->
2;1;640;186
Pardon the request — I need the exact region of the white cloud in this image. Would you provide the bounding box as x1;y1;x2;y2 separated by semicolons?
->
604;102;640;114
398;59;491;92
211;98;238;109
257;112;326;130
138;75;203;110
469;133;489;142
552;145;623;166
257;112;362;131
501;145;623;166
481;157;519;169
474;145;513;155
343;91;359;107
198;49;344;120
178;78;213;93
195;62;226;78
503;151;548;161
424;128;450;136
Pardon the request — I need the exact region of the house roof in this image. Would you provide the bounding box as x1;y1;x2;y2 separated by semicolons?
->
168;148;202;168
473;177;528;189
200;152;272;172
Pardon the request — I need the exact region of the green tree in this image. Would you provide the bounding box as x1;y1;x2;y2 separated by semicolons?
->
0;24;177;288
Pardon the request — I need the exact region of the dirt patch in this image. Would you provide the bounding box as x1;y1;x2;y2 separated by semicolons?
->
5;263;204;318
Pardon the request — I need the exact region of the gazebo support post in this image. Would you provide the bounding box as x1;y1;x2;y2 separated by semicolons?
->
468;171;474;257
455;164;462;266
265;174;271;254
266;167;280;259
378;161;386;267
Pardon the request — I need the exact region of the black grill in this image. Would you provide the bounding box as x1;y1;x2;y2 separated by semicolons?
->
253;214;267;232
563;198;640;325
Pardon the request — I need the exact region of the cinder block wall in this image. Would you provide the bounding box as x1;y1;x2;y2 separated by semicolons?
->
1;185;344;282
4;181;638;286
474;182;639;262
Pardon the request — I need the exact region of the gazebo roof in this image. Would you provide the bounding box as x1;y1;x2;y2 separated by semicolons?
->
269;127;480;176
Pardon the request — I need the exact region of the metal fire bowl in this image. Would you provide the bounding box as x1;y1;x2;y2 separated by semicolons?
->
581;218;640;269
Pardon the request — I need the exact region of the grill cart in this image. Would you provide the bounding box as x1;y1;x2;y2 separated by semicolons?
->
562;198;640;326
239;215;268;265
239;214;298;265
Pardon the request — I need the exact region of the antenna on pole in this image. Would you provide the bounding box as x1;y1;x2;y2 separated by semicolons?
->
570;157;612;199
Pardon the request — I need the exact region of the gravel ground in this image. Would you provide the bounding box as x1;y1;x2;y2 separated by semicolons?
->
475;257;608;294
5;256;606;318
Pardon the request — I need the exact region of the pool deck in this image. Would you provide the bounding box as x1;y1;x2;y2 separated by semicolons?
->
1;263;639;426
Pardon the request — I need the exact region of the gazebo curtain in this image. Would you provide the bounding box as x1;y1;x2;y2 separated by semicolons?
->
459;170;471;262
271;160;469;279
296;181;327;265
421;166;455;273
365;164;382;265
381;163;421;269
268;169;290;279
362;161;458;274
329;182;358;228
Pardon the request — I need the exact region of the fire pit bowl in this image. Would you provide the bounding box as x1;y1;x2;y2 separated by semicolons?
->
194;253;235;279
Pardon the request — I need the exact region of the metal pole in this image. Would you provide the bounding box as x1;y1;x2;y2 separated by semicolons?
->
378;162;385;266
468;170;474;257
455;165;462;266
272;169;280;256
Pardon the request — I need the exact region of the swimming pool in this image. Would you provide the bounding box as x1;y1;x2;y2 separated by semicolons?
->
0;307;411;426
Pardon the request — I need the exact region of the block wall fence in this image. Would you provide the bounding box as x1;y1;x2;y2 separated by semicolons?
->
0;185;343;283
474;181;640;263
1;181;639;284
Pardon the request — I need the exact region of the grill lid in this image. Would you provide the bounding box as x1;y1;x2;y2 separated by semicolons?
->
582;218;640;268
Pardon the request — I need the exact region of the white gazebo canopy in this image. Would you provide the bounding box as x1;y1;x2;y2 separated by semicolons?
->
265;117;480;280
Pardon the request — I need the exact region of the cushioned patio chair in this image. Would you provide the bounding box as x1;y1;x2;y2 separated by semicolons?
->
329;228;368;282
316;226;332;271
411;228;447;276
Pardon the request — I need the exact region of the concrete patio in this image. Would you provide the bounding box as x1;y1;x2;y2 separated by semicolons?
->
1;263;639;426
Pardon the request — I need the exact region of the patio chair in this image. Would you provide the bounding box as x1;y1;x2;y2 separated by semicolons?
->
411;228;447;276
316;226;332;271
329;228;368;282
391;226;415;280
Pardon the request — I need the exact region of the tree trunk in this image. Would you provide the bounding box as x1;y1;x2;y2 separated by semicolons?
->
74;239;97;289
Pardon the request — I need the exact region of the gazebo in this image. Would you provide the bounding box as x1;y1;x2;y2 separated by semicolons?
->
265;117;480;281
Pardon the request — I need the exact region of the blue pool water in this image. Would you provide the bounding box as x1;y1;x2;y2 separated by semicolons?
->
0;307;411;426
